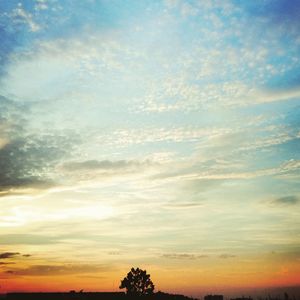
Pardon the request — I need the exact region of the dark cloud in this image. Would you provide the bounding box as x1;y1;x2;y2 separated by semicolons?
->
219;254;236;259
22;254;31;257
62;159;151;174
0;262;15;265
0;137;62;192
5;264;110;276
271;195;299;206
63;159;149;171
0;252;20;259
108;251;121;256
161;253;208;260
0;95;84;195
163;202;203;210
0;97;80;195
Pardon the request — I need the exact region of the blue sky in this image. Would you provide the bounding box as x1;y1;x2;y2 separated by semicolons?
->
0;0;300;295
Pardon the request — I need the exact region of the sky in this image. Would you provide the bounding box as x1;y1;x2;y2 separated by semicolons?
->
0;0;300;297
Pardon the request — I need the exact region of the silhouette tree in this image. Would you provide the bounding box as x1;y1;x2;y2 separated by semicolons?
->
119;267;155;296
284;293;289;300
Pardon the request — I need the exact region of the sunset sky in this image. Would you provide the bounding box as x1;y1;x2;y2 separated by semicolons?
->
0;0;300;297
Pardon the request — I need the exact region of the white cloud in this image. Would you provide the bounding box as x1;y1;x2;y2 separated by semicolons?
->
34;0;48;11
94;126;233;148
9;4;41;32
137;78;300;113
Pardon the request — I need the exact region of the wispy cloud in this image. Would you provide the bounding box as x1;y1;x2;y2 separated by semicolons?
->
270;195;299;206
162;253;208;260
0;234;61;245
219;254;236;259
0;252;20;259
4;263;111;277
62;159;152;173
34;0;48;12
8;3;41;32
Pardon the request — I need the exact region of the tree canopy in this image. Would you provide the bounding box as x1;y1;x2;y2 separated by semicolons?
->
119;267;155;296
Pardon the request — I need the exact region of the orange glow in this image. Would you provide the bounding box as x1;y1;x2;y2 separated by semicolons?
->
2;258;300;296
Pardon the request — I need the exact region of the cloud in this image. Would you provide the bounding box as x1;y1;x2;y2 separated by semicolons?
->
219;254;236;259
271;196;299;206
0;262;15;265
152;155;300;186
162;253;208;260
139;80;300;112
0;97;80;195
5;263;111;276
163;201;203;210
62;160;151;172
99;127;231;148
0;234;65;246
108;251;121;256
0;233;119;246
252;86;300;105
0;137;66;193
0;252;20;259
1;33;132;102
34;0;48;11
8;3;41;32
59;159;157;183
22;254;32;257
